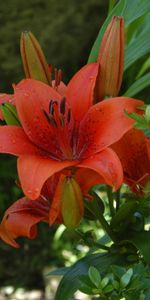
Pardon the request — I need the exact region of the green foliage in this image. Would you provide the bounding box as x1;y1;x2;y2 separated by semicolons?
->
124;72;150;97
54;252;124;300
88;0;150;64
125;104;150;131
55;261;150;299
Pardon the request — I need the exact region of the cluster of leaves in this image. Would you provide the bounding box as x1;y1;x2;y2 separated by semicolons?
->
78;263;150;300
48;187;150;299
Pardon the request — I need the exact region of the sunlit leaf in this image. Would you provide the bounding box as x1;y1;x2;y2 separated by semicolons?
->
88;266;101;288
120;268;133;288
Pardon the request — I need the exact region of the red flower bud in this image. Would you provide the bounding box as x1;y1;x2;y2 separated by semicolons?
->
20;31;52;85
95;16;124;101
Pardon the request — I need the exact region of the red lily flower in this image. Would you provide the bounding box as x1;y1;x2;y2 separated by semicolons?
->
0;63;143;202
0;168;101;248
112;128;150;193
0;64;143;201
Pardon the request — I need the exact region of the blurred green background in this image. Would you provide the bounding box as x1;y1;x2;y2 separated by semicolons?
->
0;0;150;297
0;0;108;293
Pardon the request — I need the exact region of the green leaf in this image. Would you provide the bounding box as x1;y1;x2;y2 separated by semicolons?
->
55;252;125;300
145;289;150;300
112;280;120;290
128;231;150;264
124;72;150;97
88;0;150;64
145;106;150;122
139;292;146;300
123;0;150;26
136;57;150;78
1;103;21;126
101;277;109;288
111;265;125;279
79;284;96;295
120;268;133;288
103;284;114;293
125;111;145;123
110;201;138;231
124;23;150;70
79;274;95;289
88;266;101;288
144;129;150;138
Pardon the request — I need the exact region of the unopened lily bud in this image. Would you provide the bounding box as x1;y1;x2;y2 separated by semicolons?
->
1;103;21;126
95;16;124;101
60;177;84;229
20;31;52;85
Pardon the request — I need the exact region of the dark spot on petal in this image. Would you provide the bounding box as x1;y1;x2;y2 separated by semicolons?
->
67;108;71;123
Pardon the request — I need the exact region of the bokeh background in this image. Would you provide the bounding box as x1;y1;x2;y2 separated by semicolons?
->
0;0;149;299
0;0;108;298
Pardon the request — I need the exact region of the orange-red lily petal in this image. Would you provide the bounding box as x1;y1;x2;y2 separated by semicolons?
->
77;97;143;158
0;126;40;156
112;128;150;193
0;167;102;247
18;155;77;199
75;168;103;197
0;196;48;248
66;63;99;124
79;148;123;191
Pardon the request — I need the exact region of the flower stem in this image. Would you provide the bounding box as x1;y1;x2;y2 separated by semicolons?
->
94;243;110;251
97;211;117;243
116;188;121;211
106;186;115;217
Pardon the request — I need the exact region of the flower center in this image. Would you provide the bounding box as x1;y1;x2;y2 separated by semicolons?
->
43;97;73;160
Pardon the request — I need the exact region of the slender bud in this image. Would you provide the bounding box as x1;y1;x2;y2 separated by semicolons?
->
1;103;21;126
60;177;84;229
95;16;124;101
20;31;52;85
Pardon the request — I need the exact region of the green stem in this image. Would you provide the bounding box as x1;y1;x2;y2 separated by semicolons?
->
108;0;117;14
116;188;121;211
97;211;117;243
94;243;110;251
106;186;115;217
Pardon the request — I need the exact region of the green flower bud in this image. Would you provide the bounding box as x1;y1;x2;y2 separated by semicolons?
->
20;31;52;85
60;177;84;229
